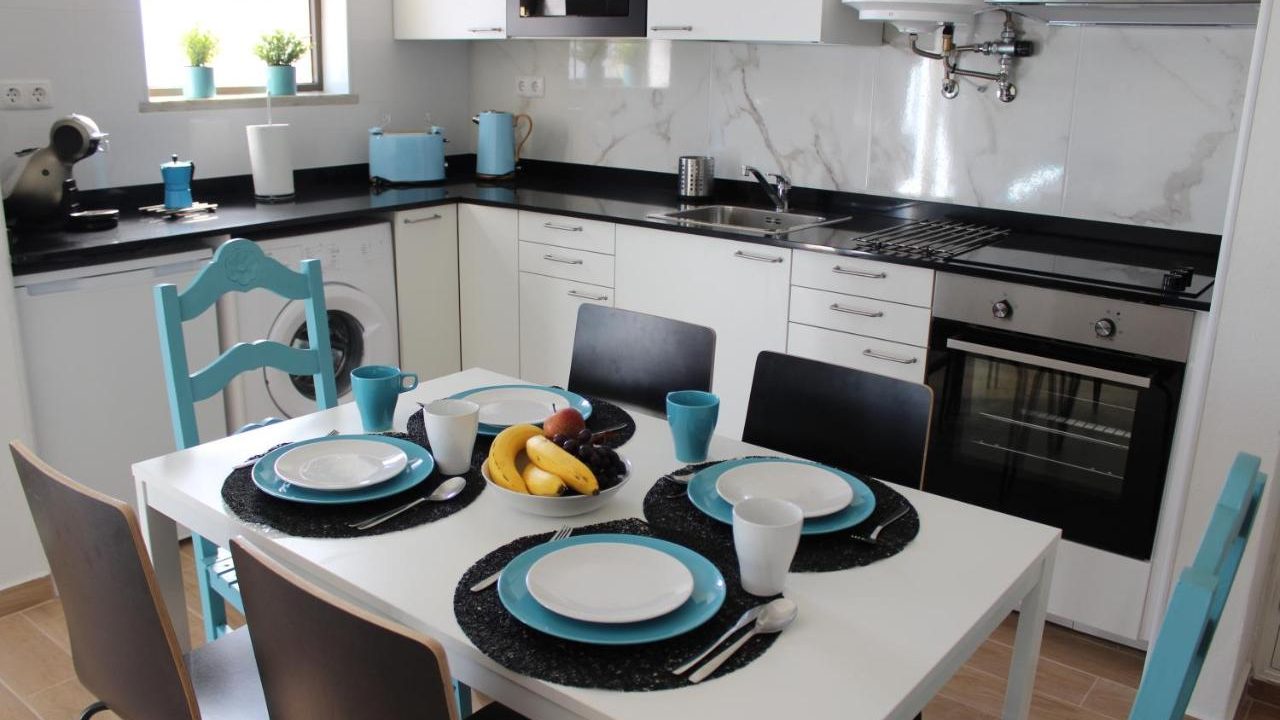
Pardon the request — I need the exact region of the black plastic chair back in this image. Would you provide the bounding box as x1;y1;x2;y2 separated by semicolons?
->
567;304;716;416
742;351;933;488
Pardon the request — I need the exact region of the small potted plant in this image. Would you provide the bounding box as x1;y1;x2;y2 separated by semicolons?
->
181;26;218;99
253;30;310;97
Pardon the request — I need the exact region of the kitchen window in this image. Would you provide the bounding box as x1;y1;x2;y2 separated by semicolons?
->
140;0;323;97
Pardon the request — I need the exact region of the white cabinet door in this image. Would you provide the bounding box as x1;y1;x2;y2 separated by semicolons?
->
519;273;613;388
394;206;460;381
615;226;791;438
393;0;506;39
647;0;873;42
459;204;520;376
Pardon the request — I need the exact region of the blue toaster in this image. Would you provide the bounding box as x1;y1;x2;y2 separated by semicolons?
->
369;126;447;184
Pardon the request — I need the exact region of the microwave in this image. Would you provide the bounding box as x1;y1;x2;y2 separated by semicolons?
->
508;0;647;37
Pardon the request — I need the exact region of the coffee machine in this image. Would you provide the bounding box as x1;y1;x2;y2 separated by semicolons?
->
3;114;118;231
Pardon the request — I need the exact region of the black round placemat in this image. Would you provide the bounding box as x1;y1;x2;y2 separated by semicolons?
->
643;459;920;573
408;394;637;451
221;433;485;538
454;518;781;691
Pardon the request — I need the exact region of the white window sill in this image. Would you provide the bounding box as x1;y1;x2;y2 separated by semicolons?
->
139;92;359;113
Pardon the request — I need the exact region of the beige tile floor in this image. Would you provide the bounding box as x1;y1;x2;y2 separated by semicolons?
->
0;541;1275;720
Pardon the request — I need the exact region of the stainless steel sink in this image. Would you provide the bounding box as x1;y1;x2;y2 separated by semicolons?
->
649;205;850;237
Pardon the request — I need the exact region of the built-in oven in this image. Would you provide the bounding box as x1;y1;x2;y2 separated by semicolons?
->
925;274;1195;561
508;0;647;37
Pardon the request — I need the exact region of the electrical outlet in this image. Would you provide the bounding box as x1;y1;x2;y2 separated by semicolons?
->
2;83;24;109
516;75;545;98
0;80;51;110
26;81;51;108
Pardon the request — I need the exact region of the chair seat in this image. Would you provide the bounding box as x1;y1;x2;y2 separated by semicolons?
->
185;628;269;720
471;701;532;720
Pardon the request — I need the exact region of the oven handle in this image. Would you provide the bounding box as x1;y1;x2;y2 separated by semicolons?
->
945;339;1153;389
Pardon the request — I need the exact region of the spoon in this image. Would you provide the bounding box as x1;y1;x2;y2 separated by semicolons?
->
688;598;798;683
348;476;467;530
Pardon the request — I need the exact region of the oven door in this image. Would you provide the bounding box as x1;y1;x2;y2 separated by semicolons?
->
924;320;1184;560
508;0;647;37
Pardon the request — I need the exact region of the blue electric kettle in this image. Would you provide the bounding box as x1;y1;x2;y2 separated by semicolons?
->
161;154;195;210
473;111;533;179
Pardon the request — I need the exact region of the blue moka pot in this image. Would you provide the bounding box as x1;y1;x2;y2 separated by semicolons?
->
161;154;195;210
369;125;447;185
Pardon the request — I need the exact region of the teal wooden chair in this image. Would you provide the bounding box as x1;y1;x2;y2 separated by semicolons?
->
1129;452;1267;720
155;238;338;641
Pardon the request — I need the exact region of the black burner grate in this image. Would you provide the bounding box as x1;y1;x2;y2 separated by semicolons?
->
850;219;1009;260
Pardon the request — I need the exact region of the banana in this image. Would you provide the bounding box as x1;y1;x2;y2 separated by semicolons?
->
487;424;542;494
522;464;568;497
526;435;599;496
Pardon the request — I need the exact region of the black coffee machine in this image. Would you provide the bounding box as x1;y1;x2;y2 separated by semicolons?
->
4;114;119;232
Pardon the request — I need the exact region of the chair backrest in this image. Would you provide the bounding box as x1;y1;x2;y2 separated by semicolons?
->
567;304;716;416
155;238;338;450
742;351;934;487
1130;452;1267;720
8;441;199;720
229;536;458;720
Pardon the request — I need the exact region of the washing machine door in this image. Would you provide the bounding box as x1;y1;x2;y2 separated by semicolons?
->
263;283;398;419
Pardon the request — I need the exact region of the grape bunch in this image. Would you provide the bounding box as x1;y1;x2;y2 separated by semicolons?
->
551;428;627;492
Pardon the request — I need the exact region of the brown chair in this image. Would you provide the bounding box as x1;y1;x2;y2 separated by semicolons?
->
8;441;267;720
229;536;527;720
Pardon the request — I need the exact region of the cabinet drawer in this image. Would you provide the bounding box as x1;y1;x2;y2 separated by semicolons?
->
519;211;615;254
792;251;933;308
519;242;614;287
787;323;926;384
789;286;931;346
519;273;613;387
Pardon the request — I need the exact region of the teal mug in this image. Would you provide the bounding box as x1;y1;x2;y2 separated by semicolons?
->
351;365;419;432
667;390;720;463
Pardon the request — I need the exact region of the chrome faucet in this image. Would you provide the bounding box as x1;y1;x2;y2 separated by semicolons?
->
741;165;791;212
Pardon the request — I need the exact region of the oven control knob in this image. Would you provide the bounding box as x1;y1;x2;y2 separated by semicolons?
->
1095;318;1117;338
992;300;1013;319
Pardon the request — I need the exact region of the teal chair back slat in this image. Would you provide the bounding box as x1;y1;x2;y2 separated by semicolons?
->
175;241;313;322
189;342;327;403
1130;452;1267;720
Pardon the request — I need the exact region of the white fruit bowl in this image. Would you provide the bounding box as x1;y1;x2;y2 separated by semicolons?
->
481;456;631;517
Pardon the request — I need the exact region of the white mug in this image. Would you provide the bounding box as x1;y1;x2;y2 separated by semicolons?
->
423;399;481;475
732;498;803;597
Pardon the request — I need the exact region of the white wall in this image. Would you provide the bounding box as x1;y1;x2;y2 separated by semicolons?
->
0;0;473;191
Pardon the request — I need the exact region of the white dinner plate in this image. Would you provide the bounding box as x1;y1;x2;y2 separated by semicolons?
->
273;439;409;491
525;542;695;624
715;460;857;518
465;386;579;426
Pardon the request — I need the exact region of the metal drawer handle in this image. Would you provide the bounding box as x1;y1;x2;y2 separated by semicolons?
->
543;254;585;265
832;265;887;279
568;290;609;301
830;303;884;318
733;250;784;264
863;348;919;365
543;221;584;232
651;25;694;31
468;27;503;32
403;214;443;225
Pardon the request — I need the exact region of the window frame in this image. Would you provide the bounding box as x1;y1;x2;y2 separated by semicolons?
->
147;0;325;98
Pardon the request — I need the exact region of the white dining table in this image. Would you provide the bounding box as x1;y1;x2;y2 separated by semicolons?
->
133;367;1060;720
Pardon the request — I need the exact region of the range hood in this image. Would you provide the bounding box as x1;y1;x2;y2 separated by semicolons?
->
990;0;1259;26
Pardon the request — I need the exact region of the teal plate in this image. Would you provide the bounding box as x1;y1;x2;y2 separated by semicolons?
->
688;457;876;535
498;534;726;645
448;384;592;436
252;435;435;504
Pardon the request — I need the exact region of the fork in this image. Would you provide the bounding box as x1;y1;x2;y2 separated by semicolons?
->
661;467;697;498
850;505;910;545
470;525;572;592
233;429;339;470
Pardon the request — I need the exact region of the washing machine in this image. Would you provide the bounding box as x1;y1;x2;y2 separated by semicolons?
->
223;221;399;430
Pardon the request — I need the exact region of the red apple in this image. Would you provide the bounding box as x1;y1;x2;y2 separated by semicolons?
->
543;407;586;439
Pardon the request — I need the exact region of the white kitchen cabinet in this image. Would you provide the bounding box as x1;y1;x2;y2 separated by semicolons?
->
615;226;791;438
787;323;926;383
519;273;613;388
394;206;460;381
393;0;506;39
789;286;931;346
459;204;520;375
518;241;615;288
647;0;880;43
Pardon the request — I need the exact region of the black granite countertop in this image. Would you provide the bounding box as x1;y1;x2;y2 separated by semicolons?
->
6;159;1218;310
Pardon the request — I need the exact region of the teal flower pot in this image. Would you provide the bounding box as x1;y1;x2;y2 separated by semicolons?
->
183;66;215;99
265;65;297;96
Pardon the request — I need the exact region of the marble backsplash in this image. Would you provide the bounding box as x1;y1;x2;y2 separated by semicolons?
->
469;17;1253;234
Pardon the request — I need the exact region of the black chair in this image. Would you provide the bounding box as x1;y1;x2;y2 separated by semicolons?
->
742;351;934;488
567;304;716;416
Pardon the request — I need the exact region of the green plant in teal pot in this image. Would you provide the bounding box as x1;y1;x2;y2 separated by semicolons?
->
254;30;309;97
181;27;218;99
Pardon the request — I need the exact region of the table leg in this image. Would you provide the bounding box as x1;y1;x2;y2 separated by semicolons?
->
136;478;190;653
1003;543;1057;719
